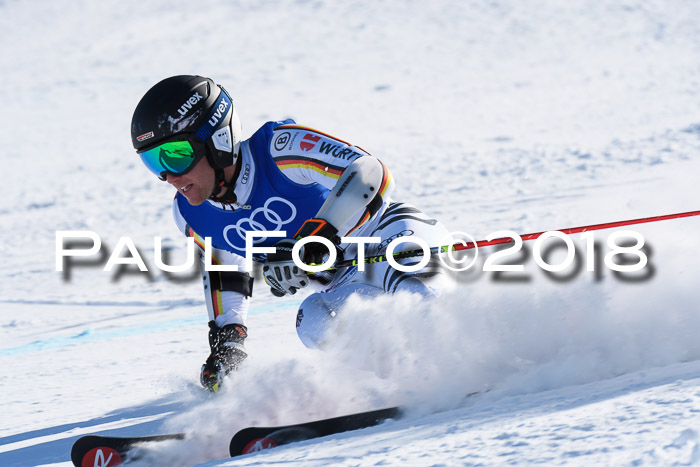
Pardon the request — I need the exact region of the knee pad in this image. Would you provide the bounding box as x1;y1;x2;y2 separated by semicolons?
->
296;293;338;349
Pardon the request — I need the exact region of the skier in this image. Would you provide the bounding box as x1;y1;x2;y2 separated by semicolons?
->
131;75;454;392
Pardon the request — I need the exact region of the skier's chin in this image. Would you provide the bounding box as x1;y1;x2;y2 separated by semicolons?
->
182;190;207;206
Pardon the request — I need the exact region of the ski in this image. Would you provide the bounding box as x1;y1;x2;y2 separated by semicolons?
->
71;391;486;464
70;433;185;467
229;406;402;456
228;389;487;456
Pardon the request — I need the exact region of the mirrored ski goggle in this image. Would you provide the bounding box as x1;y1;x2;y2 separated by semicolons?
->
138;138;206;180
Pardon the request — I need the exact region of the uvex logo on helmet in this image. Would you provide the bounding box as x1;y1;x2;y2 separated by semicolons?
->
208;97;230;128
178;92;203;116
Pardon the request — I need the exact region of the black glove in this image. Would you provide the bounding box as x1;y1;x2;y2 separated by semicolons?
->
200;321;248;392
293;218;342;264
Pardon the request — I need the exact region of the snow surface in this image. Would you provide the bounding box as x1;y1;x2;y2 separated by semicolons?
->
2;0;700;465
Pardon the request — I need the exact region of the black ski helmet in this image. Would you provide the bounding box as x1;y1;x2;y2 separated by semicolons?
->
131;75;242;170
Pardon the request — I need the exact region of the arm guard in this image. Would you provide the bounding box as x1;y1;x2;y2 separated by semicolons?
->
314;156;391;231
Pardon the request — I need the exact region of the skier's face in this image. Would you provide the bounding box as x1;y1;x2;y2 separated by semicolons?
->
165;156;215;206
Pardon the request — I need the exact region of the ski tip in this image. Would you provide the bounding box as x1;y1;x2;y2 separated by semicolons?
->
71;436;123;467
70;433;185;467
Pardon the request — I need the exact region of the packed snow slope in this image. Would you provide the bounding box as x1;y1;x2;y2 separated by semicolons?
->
1;0;700;465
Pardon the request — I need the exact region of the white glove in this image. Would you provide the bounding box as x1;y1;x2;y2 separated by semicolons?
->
263;239;309;296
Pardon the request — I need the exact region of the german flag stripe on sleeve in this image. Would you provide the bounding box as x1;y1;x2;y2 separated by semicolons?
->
273;124;352;146
212;290;224;317
187;226;225;317
275;156;345;180
186;226;221;265
377;160;392;197
345;210;372;236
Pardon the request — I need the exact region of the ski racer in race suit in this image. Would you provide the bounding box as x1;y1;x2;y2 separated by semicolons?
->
131;75;454;392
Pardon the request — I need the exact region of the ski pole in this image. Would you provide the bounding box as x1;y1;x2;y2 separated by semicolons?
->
331;209;700;269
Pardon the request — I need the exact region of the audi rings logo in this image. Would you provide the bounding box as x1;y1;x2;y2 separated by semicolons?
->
240;163;251;184
223;197;297;251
